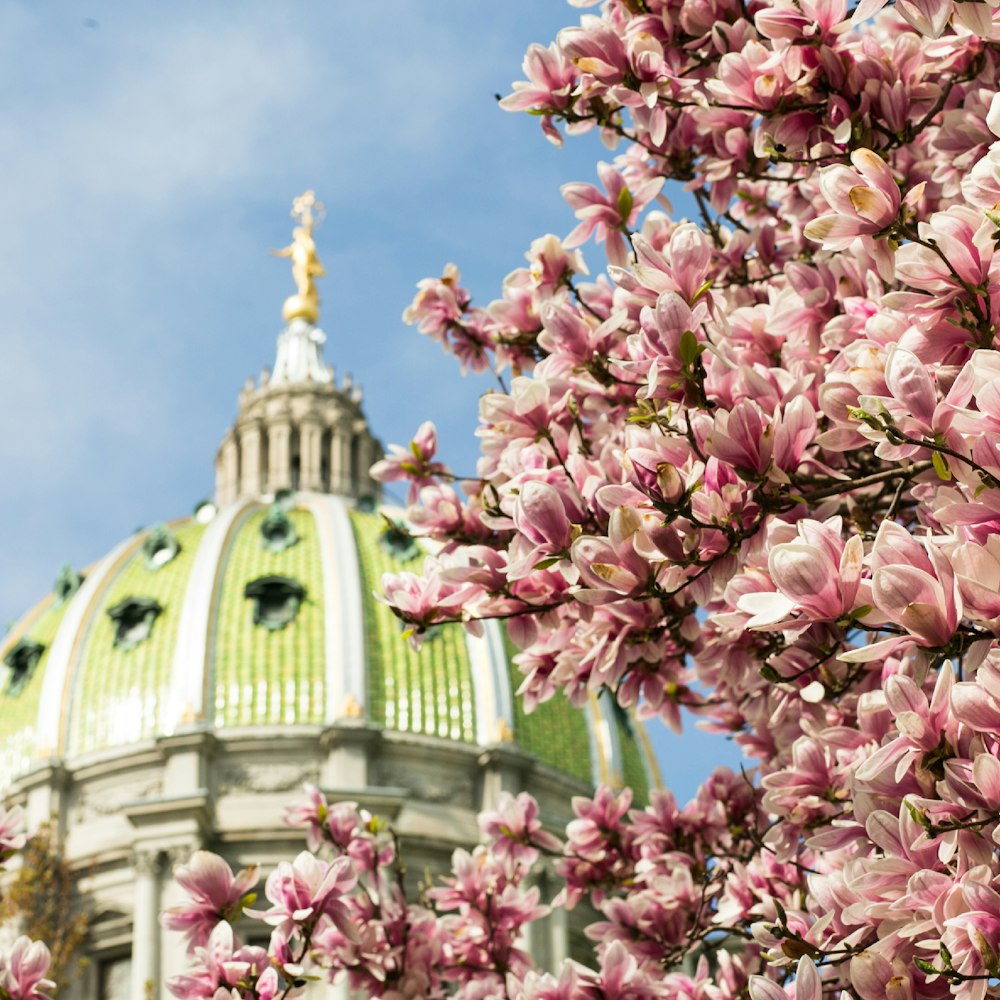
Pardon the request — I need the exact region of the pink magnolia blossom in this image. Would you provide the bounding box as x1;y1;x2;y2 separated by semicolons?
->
804;149;904;279
0;938;55;1000
162;851;260;950
865;521;962;652
0;804;26;862
370;420;451;504
500;43;578;116
163;5;1000;1000
249;851;359;943
562;163;664;268
480;791;563;861
738;517;864;629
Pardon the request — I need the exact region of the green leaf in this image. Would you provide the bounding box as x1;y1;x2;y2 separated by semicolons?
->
904;798;929;828
932;450;952;481
679;329;703;367
691;278;713;303
913;958;937;975
617;185;634;223
533;557;561;570
759;664;781;683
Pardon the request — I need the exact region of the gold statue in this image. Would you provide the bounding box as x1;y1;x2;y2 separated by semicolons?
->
273;190;326;324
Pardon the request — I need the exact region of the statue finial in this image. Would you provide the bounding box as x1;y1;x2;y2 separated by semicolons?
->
272;190;326;324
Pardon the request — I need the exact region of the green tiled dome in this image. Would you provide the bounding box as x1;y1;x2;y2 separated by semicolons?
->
0;495;653;796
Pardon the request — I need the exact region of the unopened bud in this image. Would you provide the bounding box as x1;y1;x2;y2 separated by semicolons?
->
975;929;1000;976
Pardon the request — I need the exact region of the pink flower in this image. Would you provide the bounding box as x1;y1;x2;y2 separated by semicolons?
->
370;421;451;504
804;150;902;278
284;784;330;852
166;922;269;1000
749;957;822;1000
508;480;577;581
499;43;578;114
0;938;55;1000
480;791;563;861
570;505;651;600
0;805;26;862
562;163;664;267
943;881;1000;997
596;940;668;1000
249;851;359;942
868;521;962;650
379;558;480;646
706;40;800;112
162;851;260;951
738;518;864;630
896;206;993;298
402;264;470;340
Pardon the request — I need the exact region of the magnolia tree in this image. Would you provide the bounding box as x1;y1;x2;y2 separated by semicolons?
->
9;0;1000;996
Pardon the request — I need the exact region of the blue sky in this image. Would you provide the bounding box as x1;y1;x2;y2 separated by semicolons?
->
0;1;744;802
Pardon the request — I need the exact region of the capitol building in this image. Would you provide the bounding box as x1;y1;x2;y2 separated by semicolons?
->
0;195;654;998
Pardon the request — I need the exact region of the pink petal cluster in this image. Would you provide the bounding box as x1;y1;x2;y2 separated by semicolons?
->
161;851;260;950
160;2;1000;999
0;938;55;1000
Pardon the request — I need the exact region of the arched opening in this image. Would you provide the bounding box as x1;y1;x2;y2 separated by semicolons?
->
320;428;331;492
350;433;361;497
290;425;301;490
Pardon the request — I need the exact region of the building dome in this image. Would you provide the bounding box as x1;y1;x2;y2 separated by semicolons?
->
0;194;652;1000
0;492;649;795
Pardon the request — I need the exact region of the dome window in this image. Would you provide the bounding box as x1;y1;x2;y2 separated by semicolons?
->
244;576;306;631
194;500;217;524
107;597;163;651
3;639;44;697
260;504;298;553
379;517;420;562
142;524;180;571
53;564;83;607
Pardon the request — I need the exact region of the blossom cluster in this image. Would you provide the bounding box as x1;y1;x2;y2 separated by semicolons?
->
362;0;1000;997
162;788;554;999
0;805;55;1000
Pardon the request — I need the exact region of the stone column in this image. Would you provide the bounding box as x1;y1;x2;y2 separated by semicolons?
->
477;745;532;812
268;420;292;493
320;724;380;790
356;431;379;499
239;422;263;497
330;425;352;496
300;419;323;492
159;844;197;997
216;435;239;506
131;850;162;1000
548;899;569;969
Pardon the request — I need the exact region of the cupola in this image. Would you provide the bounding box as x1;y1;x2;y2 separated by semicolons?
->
214;191;382;506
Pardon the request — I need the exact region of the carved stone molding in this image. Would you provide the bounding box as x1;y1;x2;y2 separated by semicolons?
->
73;776;163;823
131;849;163;876
216;761;319;795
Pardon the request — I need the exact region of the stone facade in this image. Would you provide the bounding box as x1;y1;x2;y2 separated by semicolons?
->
8;722;591;998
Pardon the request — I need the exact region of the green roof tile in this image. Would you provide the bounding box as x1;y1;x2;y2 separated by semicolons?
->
617;707;651;806
503;632;593;785
0;596;71;782
211;508;326;729
350;511;476;742
67;520;207;756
